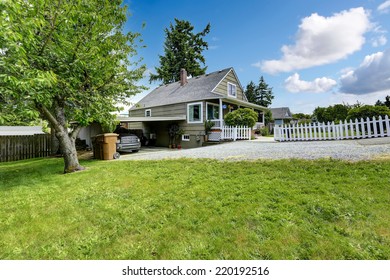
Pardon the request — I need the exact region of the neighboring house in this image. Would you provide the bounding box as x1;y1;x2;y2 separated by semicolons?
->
0;126;45;136
270;107;293;126
120;67;267;148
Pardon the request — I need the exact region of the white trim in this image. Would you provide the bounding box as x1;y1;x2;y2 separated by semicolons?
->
227;82;237;98
118;116;186;122
182;134;190;141
187;102;203;124
211;68;245;95
145;109;151;117
206;102;220;120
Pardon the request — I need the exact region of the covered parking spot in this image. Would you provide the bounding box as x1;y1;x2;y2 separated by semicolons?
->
117;115;187;148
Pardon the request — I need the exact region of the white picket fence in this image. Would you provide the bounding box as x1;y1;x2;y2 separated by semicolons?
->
274;115;390;142
221;125;251;141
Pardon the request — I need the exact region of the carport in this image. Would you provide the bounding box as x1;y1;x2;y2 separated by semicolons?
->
117;115;187;147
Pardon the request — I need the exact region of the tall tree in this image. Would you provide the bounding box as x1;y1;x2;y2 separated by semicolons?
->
244;81;257;104
150;19;210;84
244;76;274;107
0;0;146;173
257;76;274;107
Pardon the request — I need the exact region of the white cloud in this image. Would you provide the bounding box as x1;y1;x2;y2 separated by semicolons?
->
339;49;390;94
285;73;337;93
256;7;371;74
378;1;390;13
372;35;387;47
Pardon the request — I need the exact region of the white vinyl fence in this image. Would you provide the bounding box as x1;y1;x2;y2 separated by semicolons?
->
221;125;251;141
274;115;390;142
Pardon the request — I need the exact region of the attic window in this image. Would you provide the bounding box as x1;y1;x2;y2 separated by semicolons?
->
228;83;237;98
145;109;151;117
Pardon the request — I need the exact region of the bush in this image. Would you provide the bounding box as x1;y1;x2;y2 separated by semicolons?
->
259;126;270;136
224;108;258;127
346;105;390;120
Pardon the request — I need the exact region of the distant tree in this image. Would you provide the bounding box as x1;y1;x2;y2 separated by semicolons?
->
312;104;350;123
292;113;312;120
347;105;390;120
244;76;274;107
375;95;390;109
244;81;257;104
150;19;210;84
0;0;146;173
257;76;274;107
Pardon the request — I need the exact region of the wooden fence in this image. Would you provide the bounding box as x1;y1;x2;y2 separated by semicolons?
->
0;134;52;162
274;115;390;142
221;125;251;141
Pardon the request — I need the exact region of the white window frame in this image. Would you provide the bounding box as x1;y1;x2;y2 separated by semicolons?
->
206;102;219;120
227;82;237;98
145;109;151;117
182;134;190;141
187;102;203;124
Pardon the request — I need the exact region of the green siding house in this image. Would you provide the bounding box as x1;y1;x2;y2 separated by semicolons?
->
120;67;267;148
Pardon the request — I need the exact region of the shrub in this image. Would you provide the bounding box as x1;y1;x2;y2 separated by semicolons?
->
259;126;270;136
346;105;390;120
224;108;258;127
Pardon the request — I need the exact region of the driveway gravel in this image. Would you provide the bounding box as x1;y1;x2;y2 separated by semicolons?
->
118;137;390;161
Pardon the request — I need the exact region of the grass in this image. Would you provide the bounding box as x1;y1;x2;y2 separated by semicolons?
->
0;157;389;260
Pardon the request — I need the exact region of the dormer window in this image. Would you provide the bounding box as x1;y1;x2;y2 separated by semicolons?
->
145;109;151;117
228;82;236;98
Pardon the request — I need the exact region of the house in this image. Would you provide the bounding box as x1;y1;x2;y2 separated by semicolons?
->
270;107;293;126
120;67;267;148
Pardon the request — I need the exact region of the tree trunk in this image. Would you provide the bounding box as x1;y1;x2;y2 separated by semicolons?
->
56;129;85;173
37;103;85;173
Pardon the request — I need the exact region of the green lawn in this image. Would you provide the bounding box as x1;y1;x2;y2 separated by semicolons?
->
0;157;389;260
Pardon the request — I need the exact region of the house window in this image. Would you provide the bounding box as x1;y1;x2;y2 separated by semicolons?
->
182;134;190;141
145;109;151;117
206;103;219;120
187;102;203;123
227;82;236;98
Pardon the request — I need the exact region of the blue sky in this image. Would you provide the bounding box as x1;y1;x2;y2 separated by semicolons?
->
124;0;390;114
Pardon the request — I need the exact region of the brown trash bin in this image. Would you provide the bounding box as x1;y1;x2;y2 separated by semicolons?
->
92;133;118;160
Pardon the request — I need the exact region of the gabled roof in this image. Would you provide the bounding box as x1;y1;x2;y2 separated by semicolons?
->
270;107;293;120
132;68;232;109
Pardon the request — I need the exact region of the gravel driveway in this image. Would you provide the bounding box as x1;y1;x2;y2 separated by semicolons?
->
118;137;390;161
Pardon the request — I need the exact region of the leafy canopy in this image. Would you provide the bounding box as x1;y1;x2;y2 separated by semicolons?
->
150;19;210;84
0;0;146;129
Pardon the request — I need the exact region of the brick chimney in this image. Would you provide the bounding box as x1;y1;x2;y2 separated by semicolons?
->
180;68;187;86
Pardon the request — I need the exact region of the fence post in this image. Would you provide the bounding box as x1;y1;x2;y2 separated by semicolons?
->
355;118;360;138
379;116;385;137
366;117;372;138
385;115;390;137
372;116;378;137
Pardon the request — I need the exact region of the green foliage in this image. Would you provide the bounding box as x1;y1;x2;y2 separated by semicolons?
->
1;158;390;259
224;108;258;127
259;126;270;136
313;104;350;123
150;19;210;84
347;105;390;120
245;76;274;107
204;120;214;134
0;0;146;172
293;113;312;120
264;109;273;126
375;95;390;109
